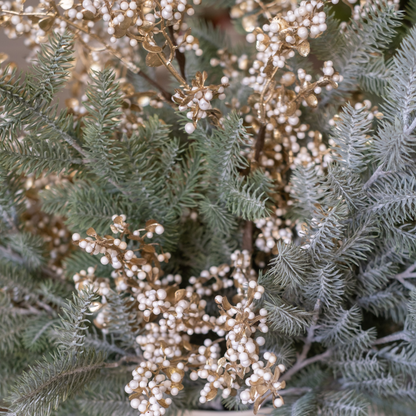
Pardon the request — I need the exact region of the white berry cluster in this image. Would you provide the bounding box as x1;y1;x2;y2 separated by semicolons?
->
125;360;174;414
63;0;201;45
73;267;111;296
172;72;229;134
72;215;168;287
176;32;203;56
239;354;286;408
242;0;337;88
72;217;287;414
255;211;293;254
194;280;285;408
329;99;383;128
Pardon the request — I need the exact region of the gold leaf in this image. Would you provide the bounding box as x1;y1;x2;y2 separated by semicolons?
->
183;339;192;351
142;244;155;253
114;216;123;225
143;38;163;53
297;41;310;57
217;357;226;368
119;16;132;30
272;367;281;382
59;0;73;9
286;102;297;117
158;399;170;408
242;15;257;32
175;289;186;302
256;385;268;396
82;9;95;20
222;296;232;310
0;53;8;64
114;25;127;38
86;227;97;237
129;258;147;265
253;396;264;415
146;219;158;228
306;94;318;108
38;16;55;31
206;388;218;401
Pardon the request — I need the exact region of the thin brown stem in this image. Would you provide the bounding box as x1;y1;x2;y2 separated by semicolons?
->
281;349;332;381
254;124;267;162
168;25;186;82
280;300;322;382
242;220;253;252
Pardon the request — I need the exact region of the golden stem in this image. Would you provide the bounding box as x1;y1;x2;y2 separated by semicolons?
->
254;0;273;20
153;0;187;86
258;65;280;123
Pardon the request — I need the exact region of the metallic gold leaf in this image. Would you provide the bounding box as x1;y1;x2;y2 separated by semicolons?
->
143;38;163;53
129;258;147;265
59;0;73;9
286;102;297;117
146;53;163;67
297;41;310;57
242;15;257;32
183;339;192;351
157;399;169;408
119;16;132;30
142;244;155;253
86;227;97;237
175;289;186;302
222;296;232;310
114;25;127;38
82;9;95;20
217;357;226;368
206;388;218;401
256;385;268;396
306;94;318;108
38;16;55;31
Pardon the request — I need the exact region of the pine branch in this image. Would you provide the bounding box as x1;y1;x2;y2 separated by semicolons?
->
265;297;313;336
55;289;98;353
7;350;104;416
28;31;74;102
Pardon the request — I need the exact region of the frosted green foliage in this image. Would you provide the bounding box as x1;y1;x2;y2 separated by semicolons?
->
330;104;372;173
371;27;416;171
7;350;104;416
304;202;348;262
105;291;138;350
55;290;98;353
313;1;402;104
304;263;344;308
2;3;416;416
320;390;369;416
265;296;312;336
290;164;322;220
266;241;309;289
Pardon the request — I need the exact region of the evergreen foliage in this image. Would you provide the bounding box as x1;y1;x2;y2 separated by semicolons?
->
1;1;416;415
